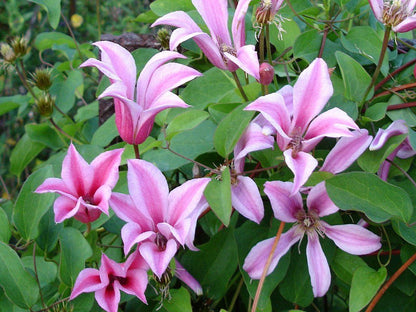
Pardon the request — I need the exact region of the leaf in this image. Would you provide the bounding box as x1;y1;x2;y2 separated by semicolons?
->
213;105;254;158
335;51;373;104
91;114;118;147
364;102;388;122
392;220;416;246
162;287;192;312
13;166;55;241
358;134;407;173
74;101;99;123
150;0;193;16
10;134;45;177
0;208;11;243
270;19;301;53
50;70;84;113
331;249;369;285
326;172;413;223
0;242;39;308
59;227;93;286
0;95;28;116
25;123;64;150
204;167;232;226
21;256;57;287
29;0;61;29
349;267;387;312
165;110;210;141
36;208;63;253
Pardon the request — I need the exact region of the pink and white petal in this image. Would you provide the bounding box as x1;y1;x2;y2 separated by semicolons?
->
145;63;202;108
152;11;203;32
370;120;408;151
175;259;203;295
397;139;416;158
224;45;260;80
95;286;120;312
110;192;150;225
368;0;384;21
90;148;123;189
70;268;103;299
320;129;372;174
291;58;333;134
393;16;416;32
277;85;294;115
158;220;191;246
91;185;112;215
304;108;358;143
192;0;231;46
139;239;178;278
35;177;76;200
61;144;94;196
284;150;318;196
307;182;338;217
231;176;264;223
169;28;207;51
323;223;381;255
167;178;211;225
243;227;301;279
271;0;285;14
306;232;331;297
245;93;292;142
124;249;149;271
80;58;121;84
119;269;148;304
127;159;169;223
54;196;81;223
232;0;251;48
264;181;302;222
99;254;126;283
233;122;275;173
121;223;155;255
184;199;209;251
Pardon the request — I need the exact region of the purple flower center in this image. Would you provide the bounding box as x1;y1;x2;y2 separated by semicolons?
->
295;210;325;237
108;274;128;286
383;0;412;26
155;232;168;251
288;127;303;157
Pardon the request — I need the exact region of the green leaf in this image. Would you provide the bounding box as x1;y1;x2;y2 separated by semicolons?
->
135;10;159;23
357;134;407;173
91;114;118;147
213;105;254;158
59;227;93;286
36;208;63;253
74;101;99;123
364;102;388;122
13;166;55;240
34;32;75;51
270;20;301;53
10;134;45;177
204;167;232;226
326;172;413;223
392;220;416;246
29;0;61;29
349;267;387;312
25;123;64;150
21;256;57;287
50;70;83;113
162;287;192;312
335;51;373;104
0;208;11;243
150;0;193;16
0;95;28;116
0;242;39;308
165;109;210;141
331;249;369;285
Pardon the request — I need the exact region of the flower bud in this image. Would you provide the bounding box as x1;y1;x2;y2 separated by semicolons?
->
259;62;274;85
36;93;55;117
30;68;53;90
157;28;171;50
0;43;16;63
11;36;29;58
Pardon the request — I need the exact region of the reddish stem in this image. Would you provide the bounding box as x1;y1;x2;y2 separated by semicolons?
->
374;82;416;98
375;58;416;91
387;102;416;111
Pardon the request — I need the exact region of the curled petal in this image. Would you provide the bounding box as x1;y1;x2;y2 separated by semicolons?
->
243;227;301;279
277;85;294;115
90;148;124;190
264;181;302;222
306;233;331;297
224;45;260;80
95;286;120;312
368;0;384;21
370;119;408;150
35;177;75;200
121;223;154;255
175;259;202;295
139;239;178;278
323;223;381;255
110;192;150;225
120;268;148;304
70;268;103;299
284;150;318;196
54;196;80;223
307;182;338;217
232;0;251;48
394;16;416;32
231;176;264;223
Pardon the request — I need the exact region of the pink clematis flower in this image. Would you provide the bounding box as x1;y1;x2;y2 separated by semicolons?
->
369;0;416;32
245;58;359;194
152;0;260;80
243;181;381;297
369;119;416;180
80;41;201;145
35;143;123;223
70;251;148;312
110;159;210;278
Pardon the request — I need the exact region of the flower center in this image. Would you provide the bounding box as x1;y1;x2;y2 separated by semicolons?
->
382;0;412;26
155;232;168;251
295;210;325;237
288;127;303;157
108;274;127;286
256;0;274;24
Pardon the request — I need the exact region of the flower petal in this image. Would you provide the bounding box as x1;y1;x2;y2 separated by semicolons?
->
370;119;408;150
121;223;155;255
70;268;103;299
90;148;123;190
307;182;338;217
291;58;333;134
35;177;75;200
306;232;331;297
243;227;301;279
139;239;178;278
393;15;416;32
175;259;202;295
323;223;381;255
110;192;145;224
95;286;120;312
368;0;384;21
232;176;264;223
232;0;251;48
224;45;260;79
53;196;80;223
264;181;302;222
284;150;318;195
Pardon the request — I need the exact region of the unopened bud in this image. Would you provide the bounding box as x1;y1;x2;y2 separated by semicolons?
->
0;44;16;63
36;93;55;117
259;62;274;85
11;36;29;58
30;68;53;90
157;28;171;50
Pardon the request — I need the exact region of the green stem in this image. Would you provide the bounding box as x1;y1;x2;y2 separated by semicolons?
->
61;12;83;60
33;243;46;308
231;71;249;101
49;118;83;144
265;24;278;90
229;278;244;312
361;26;391;105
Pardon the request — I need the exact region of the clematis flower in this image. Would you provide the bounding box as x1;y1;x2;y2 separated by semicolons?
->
80;41;201;145
243;181;381;297
256;0;285;24
70;251;148;312
152;0;260;80
369;119;416;180
245;58;359;194
35;143;123;223
110;159;210;278
369;0;416;32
